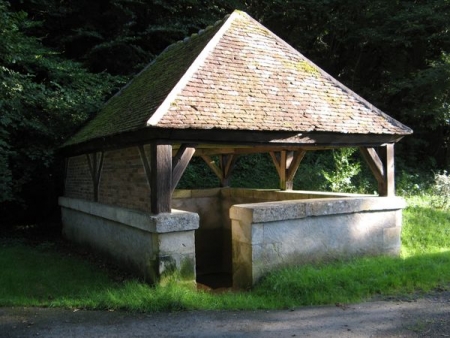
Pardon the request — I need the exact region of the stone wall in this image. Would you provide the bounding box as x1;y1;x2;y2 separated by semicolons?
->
99;146;151;211
172;189;223;275
65;146;151;212
230;197;406;288
172;188;359;278
59;196;199;284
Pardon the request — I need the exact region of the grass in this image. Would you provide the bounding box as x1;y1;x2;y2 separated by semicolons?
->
1;195;449;311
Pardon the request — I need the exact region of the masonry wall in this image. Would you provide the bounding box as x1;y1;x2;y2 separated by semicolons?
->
65;146;151;212
230;197;406;288
98;146;151;211
65;155;94;201
59;196;199;284
172;188;358;278
172;189;223;276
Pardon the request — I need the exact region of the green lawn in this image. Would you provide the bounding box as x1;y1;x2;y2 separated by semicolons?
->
1;195;449;311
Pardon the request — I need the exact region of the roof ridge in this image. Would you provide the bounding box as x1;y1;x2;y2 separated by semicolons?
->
147;10;241;126
103;13;232;105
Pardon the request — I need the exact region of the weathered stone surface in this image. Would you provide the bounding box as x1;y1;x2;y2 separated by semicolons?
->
172;190;223;274
230;196;406;288
59;196;199;233
59;197;198;284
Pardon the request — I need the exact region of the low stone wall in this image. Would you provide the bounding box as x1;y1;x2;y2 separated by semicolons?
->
230;197;406;288
172;188;362;277
59;197;199;284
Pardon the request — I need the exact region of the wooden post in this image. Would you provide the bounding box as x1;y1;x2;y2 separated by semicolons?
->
270;150;306;190
219;154;237;187
150;143;172;214
379;144;395;196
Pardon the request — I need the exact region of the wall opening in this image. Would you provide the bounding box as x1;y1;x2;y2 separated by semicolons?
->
172;188;232;289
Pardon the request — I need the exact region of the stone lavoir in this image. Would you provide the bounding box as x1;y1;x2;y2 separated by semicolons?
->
59;10;412;288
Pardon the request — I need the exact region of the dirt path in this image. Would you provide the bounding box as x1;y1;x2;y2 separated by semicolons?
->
1;291;450;338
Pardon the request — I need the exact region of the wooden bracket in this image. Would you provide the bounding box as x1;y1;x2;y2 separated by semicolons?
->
86;152;104;202
201;154;238;187
63;157;69;195
138;145;152;188
172;144;196;192
359;144;395;196
270;150;306;190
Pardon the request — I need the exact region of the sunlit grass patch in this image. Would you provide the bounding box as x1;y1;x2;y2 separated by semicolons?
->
1;195;450;311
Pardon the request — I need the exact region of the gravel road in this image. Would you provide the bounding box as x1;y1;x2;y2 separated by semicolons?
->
1;291;450;337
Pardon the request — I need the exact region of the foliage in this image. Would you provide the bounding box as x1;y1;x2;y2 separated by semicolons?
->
176;157;220;189
0;0;123;219
8;0;242;76
430;171;450;210
249;0;450;169
322;148;361;193
402;195;450;257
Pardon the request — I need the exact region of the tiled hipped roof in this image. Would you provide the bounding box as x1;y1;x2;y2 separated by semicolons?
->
65;10;412;147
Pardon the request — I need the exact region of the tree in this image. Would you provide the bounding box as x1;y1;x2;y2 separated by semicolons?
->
0;0;123;222
9;0;244;75
247;0;450;169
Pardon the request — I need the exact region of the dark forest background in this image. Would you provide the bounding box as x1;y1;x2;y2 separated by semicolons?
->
1;0;449;224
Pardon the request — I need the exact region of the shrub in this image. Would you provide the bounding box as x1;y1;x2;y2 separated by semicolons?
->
430;170;450;209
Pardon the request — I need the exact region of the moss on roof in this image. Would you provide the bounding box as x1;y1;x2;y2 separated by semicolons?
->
64;10;412;148
64;19;224;147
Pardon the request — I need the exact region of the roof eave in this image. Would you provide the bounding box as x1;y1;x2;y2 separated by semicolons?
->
58;127;410;157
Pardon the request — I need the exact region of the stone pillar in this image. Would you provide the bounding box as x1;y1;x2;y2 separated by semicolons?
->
59;197;199;284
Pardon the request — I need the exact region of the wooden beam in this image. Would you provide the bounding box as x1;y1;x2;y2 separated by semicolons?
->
359;145;395;196
279;151;287;190
200;154;238;187
359;147;384;183
60;127;407;158
201;155;224;182
270;150;306;190
138;145;152;187
150;143;172;214
287;150;306;182
86;152;104;202
382;144;395;196
219;154;238;187
172;144;196;191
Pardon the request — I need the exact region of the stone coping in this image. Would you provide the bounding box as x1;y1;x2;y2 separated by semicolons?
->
59;197;199;233
172;187;370;199
230;197;406;223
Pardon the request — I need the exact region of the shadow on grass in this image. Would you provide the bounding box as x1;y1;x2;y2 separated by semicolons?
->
1;238;450;312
